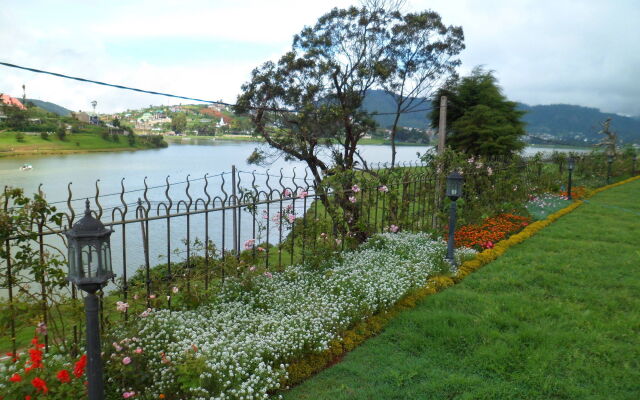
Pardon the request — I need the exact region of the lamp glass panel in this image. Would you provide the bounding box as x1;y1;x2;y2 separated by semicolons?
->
101;243;112;276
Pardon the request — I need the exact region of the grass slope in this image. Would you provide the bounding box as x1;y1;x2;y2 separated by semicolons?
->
285;180;640;399
0;131;147;156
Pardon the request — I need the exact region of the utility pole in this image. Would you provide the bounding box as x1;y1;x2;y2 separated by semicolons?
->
433;95;448;230
437;96;447;154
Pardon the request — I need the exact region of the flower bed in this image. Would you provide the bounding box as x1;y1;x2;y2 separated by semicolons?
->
525;193;570;220
0;337;87;399
453;213;531;251
104;233;475;399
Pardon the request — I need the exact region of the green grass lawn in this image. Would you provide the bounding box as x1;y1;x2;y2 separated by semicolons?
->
284;179;640;400
0;131;147;155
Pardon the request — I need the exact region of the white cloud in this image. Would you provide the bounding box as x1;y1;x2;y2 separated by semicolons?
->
1;0;639;115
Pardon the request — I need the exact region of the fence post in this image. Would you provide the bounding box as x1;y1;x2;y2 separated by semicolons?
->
231;165;238;256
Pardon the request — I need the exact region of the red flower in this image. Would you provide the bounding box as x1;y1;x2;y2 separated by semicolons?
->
26;396;31;400
57;369;71;383
24;339;44;373
74;354;87;378
9;373;22;382
31;377;48;394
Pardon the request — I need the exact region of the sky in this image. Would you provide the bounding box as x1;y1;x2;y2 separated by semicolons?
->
1;0;638;116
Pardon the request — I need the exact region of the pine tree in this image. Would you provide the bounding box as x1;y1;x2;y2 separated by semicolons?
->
431;67;525;156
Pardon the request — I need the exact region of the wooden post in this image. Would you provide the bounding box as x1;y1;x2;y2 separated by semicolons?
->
437;96;447;154
433;96;448;229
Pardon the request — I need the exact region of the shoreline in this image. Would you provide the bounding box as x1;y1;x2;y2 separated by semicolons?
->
0;146;148;159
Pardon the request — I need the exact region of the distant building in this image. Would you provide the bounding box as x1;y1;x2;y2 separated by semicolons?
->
71;111;91;123
0;94;27;110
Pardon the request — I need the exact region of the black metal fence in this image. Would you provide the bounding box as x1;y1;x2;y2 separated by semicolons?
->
1;152;638;356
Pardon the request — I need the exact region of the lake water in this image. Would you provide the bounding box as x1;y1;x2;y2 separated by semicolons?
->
0;140;585;285
0;140;584;202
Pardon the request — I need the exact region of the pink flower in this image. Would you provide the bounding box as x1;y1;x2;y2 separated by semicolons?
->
122;391;136;398
287;214;296;223
484;241;494;249
297;191;308;199
140;308;152;318
133;294;138;300
243;238;256;250
348;196;356;203
264;271;273;278
149;294;156;299
116;301;129;312
249;266;256;272
378;185;388;193
351;185;360;193
134;347;143;354
257;246;265;252
122;357;131;365
172;286;179;294
35;322;47;335
262;210;269;219
112;342;122;352
389;224;399;233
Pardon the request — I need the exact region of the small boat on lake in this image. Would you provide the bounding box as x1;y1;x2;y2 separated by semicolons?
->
20;164;33;171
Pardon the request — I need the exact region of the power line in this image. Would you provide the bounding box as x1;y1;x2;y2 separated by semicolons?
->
0;61;234;107
0;61;434;116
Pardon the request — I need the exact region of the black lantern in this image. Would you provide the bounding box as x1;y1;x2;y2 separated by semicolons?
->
65;200;114;293
65;200;113;400
607;154;614;184
567;157;574;200
445;171;464;265
446;171;464;201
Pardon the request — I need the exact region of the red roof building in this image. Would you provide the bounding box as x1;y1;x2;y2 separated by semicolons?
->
0;94;27;110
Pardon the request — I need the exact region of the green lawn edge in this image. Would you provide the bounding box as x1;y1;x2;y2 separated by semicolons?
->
284;179;640;400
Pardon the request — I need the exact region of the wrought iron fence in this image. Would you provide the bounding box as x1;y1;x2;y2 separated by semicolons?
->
1;152;638;357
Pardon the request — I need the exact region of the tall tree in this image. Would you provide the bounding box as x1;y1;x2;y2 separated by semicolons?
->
380;10;464;166
430;67;525;156
171;112;187;134
236;3;465;236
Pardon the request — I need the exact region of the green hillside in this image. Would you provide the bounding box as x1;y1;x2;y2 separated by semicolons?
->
25;98;72;116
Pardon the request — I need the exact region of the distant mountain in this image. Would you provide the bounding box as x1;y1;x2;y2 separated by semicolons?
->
26;99;72;116
362;89;429;129
517;103;640;145
361;90;640;144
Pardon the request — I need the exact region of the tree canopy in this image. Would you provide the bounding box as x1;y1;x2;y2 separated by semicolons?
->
430;67;525;156
235;2;464;182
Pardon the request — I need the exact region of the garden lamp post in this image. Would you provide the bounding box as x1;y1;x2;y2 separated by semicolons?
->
607;154;613;184
446;171;464;265
65;200;114;400
567;157;574;200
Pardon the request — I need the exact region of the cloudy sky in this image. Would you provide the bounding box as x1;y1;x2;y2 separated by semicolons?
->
1;0;638;116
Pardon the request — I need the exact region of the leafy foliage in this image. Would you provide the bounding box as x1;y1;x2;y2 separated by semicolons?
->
430;67;526;156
